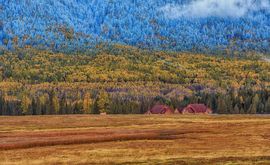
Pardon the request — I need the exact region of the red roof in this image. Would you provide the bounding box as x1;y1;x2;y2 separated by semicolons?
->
150;105;173;114
184;104;209;113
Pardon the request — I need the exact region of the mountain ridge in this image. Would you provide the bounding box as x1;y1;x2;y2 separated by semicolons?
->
1;0;270;54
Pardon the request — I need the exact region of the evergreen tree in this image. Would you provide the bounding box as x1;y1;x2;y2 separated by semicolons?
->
248;94;259;114
265;97;270;114
2;100;8;115
97;90;110;113
225;95;233;113
240;107;245;114
35;97;42;115
92;99;100;114
51;92;60;114
31;98;37;115
233;104;240;114
66;100;73;114
39;94;48;115
60;94;67;114
258;103;265;114
0;94;4;115
74;100;83;114
217;95;227;114
244;96;252;112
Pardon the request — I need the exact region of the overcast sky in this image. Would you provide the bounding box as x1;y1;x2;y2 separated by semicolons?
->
160;0;270;18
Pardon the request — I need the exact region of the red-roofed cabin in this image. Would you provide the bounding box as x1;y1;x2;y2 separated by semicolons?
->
145;105;174;115
181;104;212;114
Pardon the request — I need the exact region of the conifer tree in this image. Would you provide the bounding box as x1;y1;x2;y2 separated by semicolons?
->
249;94;259;114
66;100;73;114
60;94;67;114
240;108;245;114
0;94;4;115
51;92;60;114
35;97;42;115
257;102;264;114
97;90;110;113
39;94;48;115
225;95;233;113
233;104;240;114
265;97;270;114
217;95;227;114
74;100;83;114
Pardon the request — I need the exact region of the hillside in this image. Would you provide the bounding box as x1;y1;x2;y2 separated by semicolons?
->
0;1;269;115
0;47;269;115
1;46;270;85
1;0;270;54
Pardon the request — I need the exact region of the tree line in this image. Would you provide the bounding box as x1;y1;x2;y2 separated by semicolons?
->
0;85;269;116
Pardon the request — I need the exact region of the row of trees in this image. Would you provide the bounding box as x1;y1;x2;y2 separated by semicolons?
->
197;87;270;114
1;90;100;116
0;89;144;115
0;85;269;116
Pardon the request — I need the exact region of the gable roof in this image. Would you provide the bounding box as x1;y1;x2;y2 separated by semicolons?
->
185;104;208;113
150;105;173;114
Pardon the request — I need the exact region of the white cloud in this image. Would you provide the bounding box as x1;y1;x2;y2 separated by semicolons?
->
160;0;270;18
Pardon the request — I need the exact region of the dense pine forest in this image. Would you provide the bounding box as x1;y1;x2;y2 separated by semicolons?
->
0;46;269;115
1;0;270;54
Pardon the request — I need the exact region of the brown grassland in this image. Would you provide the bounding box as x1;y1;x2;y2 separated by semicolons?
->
0;115;269;165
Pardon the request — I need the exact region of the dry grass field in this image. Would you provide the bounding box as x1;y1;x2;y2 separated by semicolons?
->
0;115;269;165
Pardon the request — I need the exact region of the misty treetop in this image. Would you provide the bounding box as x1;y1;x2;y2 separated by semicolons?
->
1;0;270;54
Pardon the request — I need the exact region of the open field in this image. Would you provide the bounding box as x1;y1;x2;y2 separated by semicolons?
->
0;115;270;165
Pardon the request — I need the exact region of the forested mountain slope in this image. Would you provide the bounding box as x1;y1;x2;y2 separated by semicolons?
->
1;0;270;54
1;46;269;85
0;47;269;115
0;1;270;115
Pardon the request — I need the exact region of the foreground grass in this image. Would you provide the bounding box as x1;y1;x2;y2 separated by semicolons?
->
0;115;269;164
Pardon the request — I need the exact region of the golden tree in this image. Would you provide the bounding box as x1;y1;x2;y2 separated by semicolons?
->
21;93;31;115
83;92;93;114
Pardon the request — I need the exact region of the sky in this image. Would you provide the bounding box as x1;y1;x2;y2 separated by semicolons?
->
160;0;270;18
